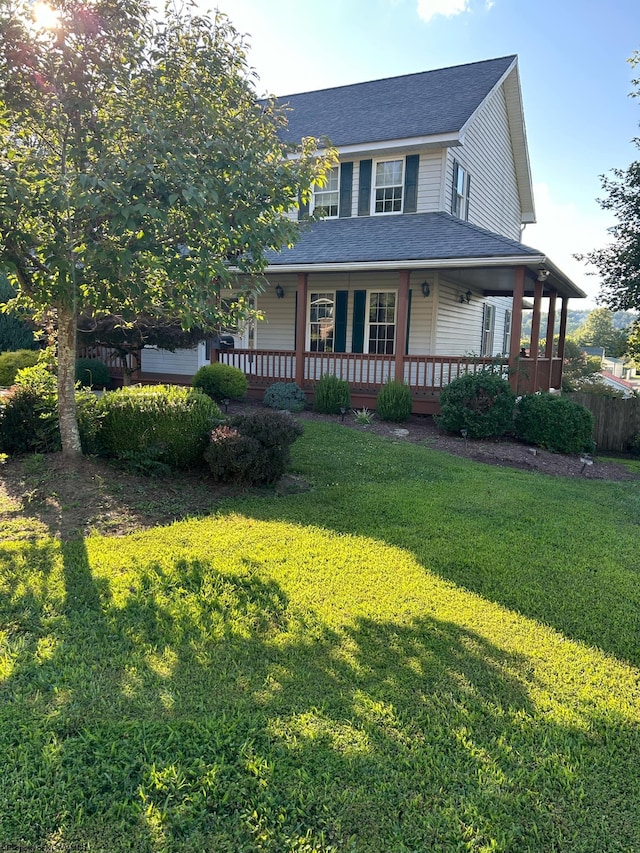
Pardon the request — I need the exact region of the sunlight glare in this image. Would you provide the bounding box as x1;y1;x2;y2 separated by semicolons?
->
32;1;60;29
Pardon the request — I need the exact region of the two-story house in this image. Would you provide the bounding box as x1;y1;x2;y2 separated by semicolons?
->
139;55;585;412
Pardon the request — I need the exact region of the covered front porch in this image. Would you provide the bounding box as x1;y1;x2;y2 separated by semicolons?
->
210;262;574;414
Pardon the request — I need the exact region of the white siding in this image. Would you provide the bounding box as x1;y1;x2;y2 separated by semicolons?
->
257;275;298;350
141;345;200;376
434;281;514;357
444;86;522;239
416;149;444;213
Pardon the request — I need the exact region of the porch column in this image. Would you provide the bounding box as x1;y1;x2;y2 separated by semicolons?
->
395;270;410;383
557;296;569;378
529;277;544;392
544;290;557;390
295;272;308;388
508;266;526;393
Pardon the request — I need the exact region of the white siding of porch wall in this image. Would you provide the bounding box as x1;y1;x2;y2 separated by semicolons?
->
257;275;298;351
444;86;522;240
435;283;512;358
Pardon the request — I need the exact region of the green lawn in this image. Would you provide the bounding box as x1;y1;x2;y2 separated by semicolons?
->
1;421;640;852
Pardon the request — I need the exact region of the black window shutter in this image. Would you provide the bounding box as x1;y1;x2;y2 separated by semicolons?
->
404;155;419;213
405;289;412;355
298;192;309;221
358;159;372;216
451;161;459;216
465;174;471;221
294;291;298;348
334;291;348;352
352;290;367;352
339;162;353;218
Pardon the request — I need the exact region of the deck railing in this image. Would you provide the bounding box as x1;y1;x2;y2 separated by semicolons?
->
219;350;510;394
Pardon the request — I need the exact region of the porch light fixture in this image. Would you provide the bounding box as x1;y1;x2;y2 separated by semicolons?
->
275;284;285;299
458;289;472;304
421;280;431;297
537;268;550;282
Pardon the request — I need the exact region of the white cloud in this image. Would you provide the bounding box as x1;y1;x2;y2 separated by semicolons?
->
416;0;471;23
525;183;615;306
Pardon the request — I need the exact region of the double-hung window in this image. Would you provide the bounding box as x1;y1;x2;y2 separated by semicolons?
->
312;166;340;218
367;291;396;354
452;161;470;220
481;304;496;356
502;309;512;355
373;159;404;214
309;292;335;352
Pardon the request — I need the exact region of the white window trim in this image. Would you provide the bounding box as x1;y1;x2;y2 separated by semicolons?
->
452;160;470;220
306;290;336;352
370;158;404;216
481;303;496;357
310;166;340;219
365;289;397;355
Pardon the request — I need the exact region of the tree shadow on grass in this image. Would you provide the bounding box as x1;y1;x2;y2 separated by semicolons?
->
1;544;639;851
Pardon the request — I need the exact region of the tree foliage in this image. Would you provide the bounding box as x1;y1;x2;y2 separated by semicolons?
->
579;52;640;312
0;0;332;454
571;307;629;357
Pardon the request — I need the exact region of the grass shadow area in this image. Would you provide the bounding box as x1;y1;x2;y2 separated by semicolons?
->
1;527;639;851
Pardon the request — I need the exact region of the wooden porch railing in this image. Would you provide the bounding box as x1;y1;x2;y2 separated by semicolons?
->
77;344;136;378
220;350;511;394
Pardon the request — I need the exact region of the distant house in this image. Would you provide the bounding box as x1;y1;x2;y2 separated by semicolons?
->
135;55;585;411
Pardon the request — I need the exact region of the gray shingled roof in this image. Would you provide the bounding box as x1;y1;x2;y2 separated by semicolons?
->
274;56;516;147
265;212;541;266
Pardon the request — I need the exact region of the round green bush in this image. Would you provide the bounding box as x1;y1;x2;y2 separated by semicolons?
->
263;382;307;412
376;380;412;422
313;374;350;414
0;349;40;386
97;385;221;469
76;358;111;389
192;363;247;401
514;393;595;455
435;371;516;439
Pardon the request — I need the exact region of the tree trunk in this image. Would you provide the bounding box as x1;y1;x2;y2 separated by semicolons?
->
57;303;82;458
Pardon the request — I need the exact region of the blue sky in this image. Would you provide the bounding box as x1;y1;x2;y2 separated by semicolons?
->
212;0;639;306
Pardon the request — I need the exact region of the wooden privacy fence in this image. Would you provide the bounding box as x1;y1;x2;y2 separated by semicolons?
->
571;392;640;453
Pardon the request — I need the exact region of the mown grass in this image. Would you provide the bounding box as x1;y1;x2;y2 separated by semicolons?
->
1;421;639;851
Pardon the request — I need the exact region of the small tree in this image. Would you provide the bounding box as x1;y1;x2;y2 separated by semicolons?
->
572;308;629;357
0;2;332;456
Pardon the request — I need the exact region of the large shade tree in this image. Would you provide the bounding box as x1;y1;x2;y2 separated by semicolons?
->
0;0;330;456
580;52;640;313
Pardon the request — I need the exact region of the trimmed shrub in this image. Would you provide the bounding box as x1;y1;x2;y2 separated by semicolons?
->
204;409;303;484
263;382;307;413
376;380;412;422
0;349;40;386
97;385;221;469
76;357;111;389
0;363;100;456
435;371;516;439
192;363;247;401
313;374;350;414
514;393;595;455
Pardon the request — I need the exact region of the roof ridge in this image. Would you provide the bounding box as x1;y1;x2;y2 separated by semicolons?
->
272;56;517;101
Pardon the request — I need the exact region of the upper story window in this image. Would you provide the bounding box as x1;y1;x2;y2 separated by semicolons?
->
373;159;404;214
309;292;335;352
452;161;470;220
312;166;340;218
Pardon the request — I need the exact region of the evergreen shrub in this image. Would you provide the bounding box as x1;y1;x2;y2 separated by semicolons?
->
313;374;350;414
0;349;40;386
263;382;307;412
97;385;221;469
376;380;412;422
76;358;111;389
204;410;303;484
435;371;516;439
192;363;247;401
514;393;595;455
